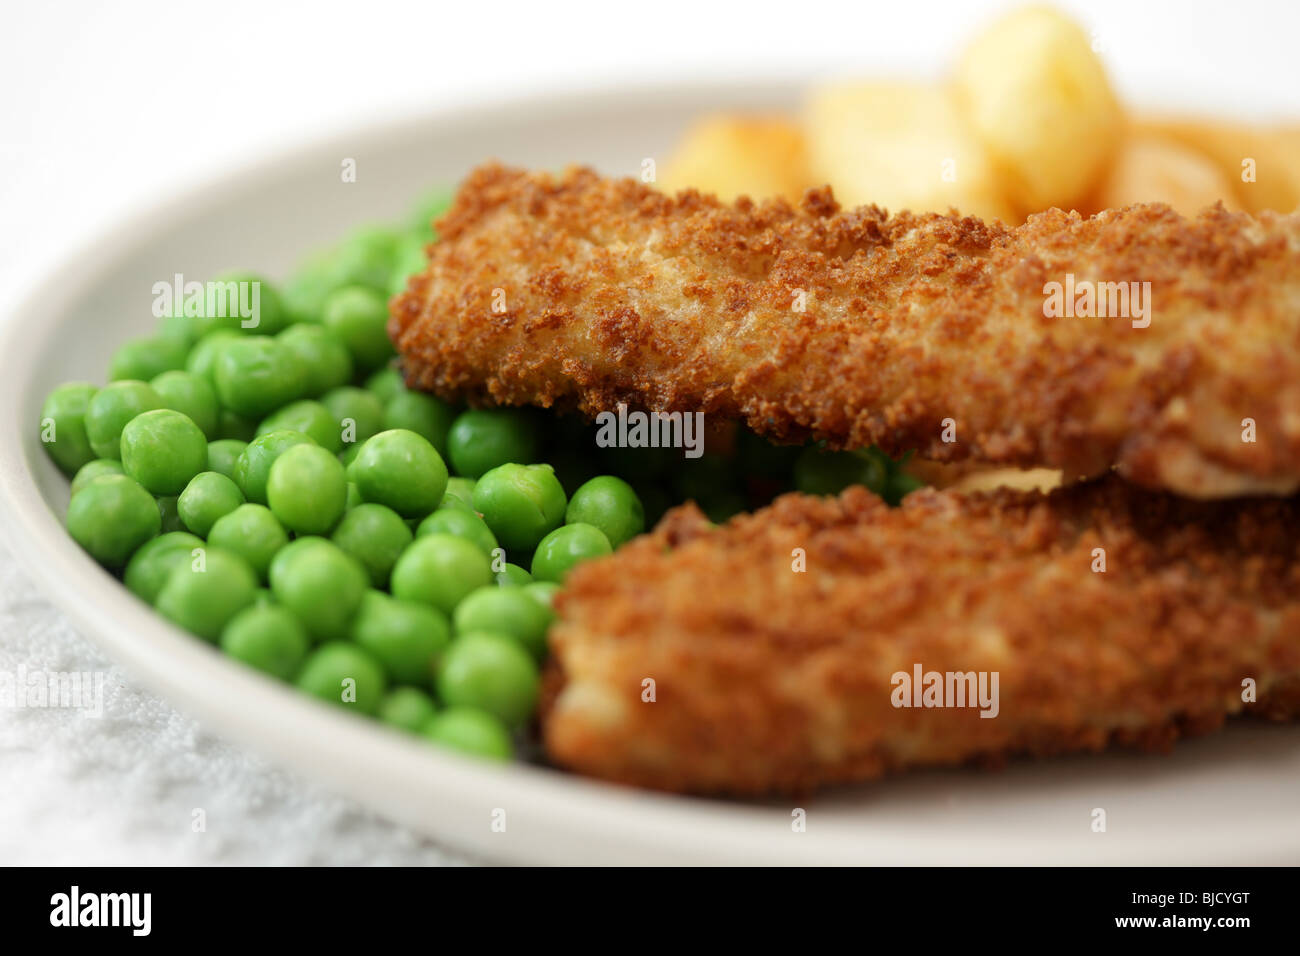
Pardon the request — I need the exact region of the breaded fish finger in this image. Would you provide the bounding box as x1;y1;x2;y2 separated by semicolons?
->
540;478;1300;794
391;163;1300;498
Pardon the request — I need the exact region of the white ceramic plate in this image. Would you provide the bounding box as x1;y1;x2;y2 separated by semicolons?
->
2;81;1297;865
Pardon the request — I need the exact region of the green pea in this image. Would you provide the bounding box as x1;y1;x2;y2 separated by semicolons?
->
416;506;497;557
84;380;163;460
435;631;539;728
472;463;566;552
219;604;308;680
185;330;241;385
383;391;454;455
157;308;203;347
442;476;476;507
452;586;550;659
157;495;185;533
342;225;403;282
243;273;290;335
232;429;316;505
266;444;347;535
321;285;394;372
295;642;387;715
347;429;448;518
156;545;258;640
215;408;258;442
351;590;450;685
885;471;926;504
364;366;405;404
108;336;188;382
384;234;426;297
257;400;343;454
321;386;385;450
446;408;539;478
69;458;124;497
530;523;612;583
282;248;342;322
409;187;452;240
177;471;245;537
194;272;288;337
276;324;354;397
330;502;413;588
522;581;561;612
120;409;209;496
390;533;492;614
65;474;160;567
792;446;886;497
345;481;362;510
387;234;429;297
207;503;289;581
378;686;438;734
421;707;512;760
436;491;472;512
495;563;532;587
698;492;747;524
40;382;99;474
123;531;204;603
269;538;368;641
205;439;248;481
150;370;220;439
213;337;307;418
565;475;645;548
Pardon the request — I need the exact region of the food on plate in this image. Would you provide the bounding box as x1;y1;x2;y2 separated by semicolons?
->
665;8;1125;222
952;5;1121;215
541;477;1300;794
901;461;1063;495
659;115;811;204
35;3;1300;794
804;81;1013;222
41;186;713;765
392;163;1300;499
665;9;1300;226
1092;134;1240;217
1137;117;1300;214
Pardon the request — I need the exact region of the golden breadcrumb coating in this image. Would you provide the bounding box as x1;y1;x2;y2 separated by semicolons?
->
540;477;1300;795
391;163;1300;498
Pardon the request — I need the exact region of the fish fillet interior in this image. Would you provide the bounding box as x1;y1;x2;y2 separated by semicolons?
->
541;478;1300;795
392;163;1300;498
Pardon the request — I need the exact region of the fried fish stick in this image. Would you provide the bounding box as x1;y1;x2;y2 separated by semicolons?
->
540;478;1300;795
391;163;1300;498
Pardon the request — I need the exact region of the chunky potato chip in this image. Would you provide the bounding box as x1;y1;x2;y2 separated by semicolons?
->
954;5;1122;214
805;81;1014;221
659;116;811;205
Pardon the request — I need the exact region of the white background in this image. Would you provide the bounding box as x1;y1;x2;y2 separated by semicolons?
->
1;0;1296;864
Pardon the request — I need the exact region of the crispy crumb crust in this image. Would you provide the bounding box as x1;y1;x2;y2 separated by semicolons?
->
391;163;1300;498
539;477;1300;795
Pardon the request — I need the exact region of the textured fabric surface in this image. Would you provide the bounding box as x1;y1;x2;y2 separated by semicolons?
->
0;540;469;866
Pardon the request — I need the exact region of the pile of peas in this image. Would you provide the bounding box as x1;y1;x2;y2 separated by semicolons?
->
39;185;922;764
